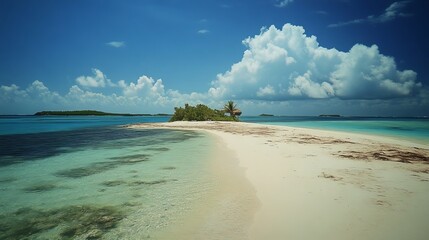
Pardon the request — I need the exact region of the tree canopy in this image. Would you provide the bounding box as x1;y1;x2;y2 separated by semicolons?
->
169;103;238;122
224;100;242;120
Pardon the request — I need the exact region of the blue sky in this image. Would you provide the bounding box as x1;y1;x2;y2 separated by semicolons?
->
1;0;428;116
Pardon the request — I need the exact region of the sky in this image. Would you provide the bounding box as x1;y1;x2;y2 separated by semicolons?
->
1;0;429;116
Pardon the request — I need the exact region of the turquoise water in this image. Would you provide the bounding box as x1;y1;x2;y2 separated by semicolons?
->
2;115;428;143
1;115;428;238
242;116;429;143
0;124;216;239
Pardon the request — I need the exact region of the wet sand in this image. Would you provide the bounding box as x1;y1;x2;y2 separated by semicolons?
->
129;121;429;240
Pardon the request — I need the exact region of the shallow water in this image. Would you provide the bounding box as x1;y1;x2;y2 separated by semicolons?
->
2;115;426;238
242;116;429;143
0;127;217;239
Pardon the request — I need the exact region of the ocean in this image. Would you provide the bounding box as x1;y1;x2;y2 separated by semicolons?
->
0;115;170;135
243;116;429;144
0;116;217;239
2;115;428;141
1;115;428;239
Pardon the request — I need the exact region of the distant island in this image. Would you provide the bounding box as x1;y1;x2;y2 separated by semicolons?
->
34;110;171;117
259;114;274;117
319;114;341;117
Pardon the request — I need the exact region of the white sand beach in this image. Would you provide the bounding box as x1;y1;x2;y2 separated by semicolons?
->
129;121;429;240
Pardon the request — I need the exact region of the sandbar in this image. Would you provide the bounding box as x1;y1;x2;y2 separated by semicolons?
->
129;121;429;240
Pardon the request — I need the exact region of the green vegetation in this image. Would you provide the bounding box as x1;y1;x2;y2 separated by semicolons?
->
224;100;242;120
34;110;171;116
169;103;238;122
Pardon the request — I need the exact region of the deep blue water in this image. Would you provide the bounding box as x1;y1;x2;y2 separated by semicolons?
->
0;115;169;135
0;115;175;167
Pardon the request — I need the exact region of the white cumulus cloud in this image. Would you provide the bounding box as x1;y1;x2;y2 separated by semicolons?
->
26;80;63;102
257;85;275;97
288;71;334;98
1;68;217;114
0;80;65;113
0;21;427;116
0;84;27;101
118;75;168;105
76;68;115;88
209;23;420;101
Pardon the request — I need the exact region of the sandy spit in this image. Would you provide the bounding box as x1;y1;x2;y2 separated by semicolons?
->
128;121;429;240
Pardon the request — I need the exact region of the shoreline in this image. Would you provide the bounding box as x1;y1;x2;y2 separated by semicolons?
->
255;122;429;145
129;121;429;239
152;132;259;240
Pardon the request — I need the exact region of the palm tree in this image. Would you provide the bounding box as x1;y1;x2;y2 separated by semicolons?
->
224;100;241;119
